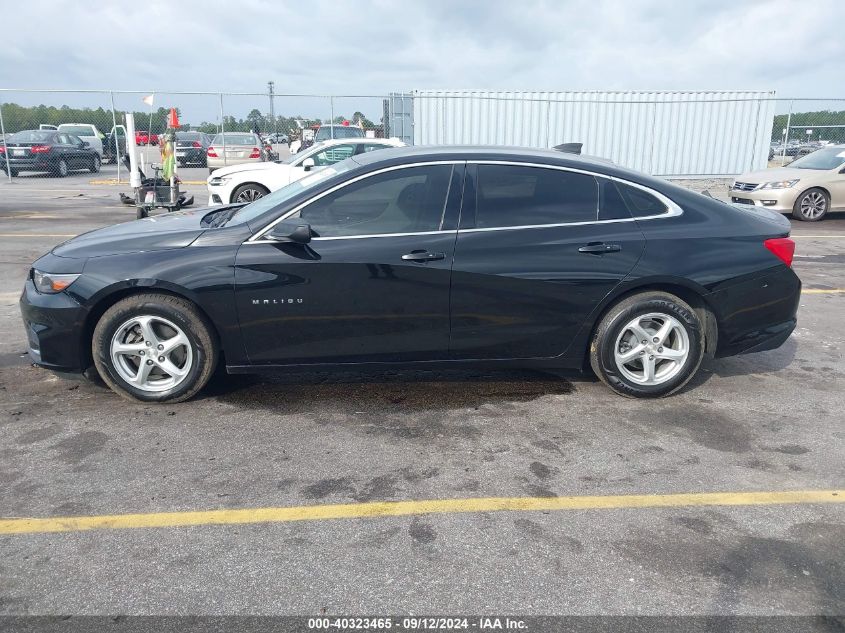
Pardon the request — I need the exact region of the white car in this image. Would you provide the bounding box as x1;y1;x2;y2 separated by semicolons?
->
207;137;405;205
56;124;104;158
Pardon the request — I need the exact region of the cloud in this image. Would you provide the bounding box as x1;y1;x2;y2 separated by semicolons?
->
0;0;843;123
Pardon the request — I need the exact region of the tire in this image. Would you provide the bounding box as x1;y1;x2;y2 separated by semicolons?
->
589;291;705;398
178;160;186;168
54;159;68;178
136;207;148;219
231;183;269;203
92;293;218;403
792;187;829;222
90;155;101;173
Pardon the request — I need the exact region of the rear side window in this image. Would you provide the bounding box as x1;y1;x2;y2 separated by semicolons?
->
598;179;632;221
615;181;668;217
475;165;598;228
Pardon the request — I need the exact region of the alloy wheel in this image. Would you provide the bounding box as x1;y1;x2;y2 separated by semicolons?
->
235;187;265;203
800;191;827;219
110;315;193;392
613;312;690;385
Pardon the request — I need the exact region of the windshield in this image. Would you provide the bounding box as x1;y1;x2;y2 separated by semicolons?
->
788;147;845;170
227;159;356;226
211;133;256;145
314;126;364;141
9;130;54;143
58;125;94;136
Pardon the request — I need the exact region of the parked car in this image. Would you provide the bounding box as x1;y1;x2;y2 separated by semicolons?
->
103;125;128;164
20;145;800;403
206;132;269;174
293;124;365;154
729;144;845;221
207;137;405;204
134;130;159;146
0;130;101;177
175;131;211;167
264;132;289;145
56;124;104;158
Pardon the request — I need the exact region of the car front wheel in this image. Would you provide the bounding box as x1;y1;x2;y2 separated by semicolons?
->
792;187;829;221
590;291;704;398
90;155;101;173
232;183;269;203
92;293;218;403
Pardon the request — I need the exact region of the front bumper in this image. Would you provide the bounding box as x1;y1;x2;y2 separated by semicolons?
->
728;186;800;213
19;280;88;372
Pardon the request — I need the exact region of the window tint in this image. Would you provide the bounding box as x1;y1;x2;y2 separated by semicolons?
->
309;144;355;166
296;165;453;237
598;179;632;221
476;165;598;228
616;181;667;217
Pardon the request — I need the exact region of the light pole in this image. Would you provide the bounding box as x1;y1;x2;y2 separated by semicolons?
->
268;81;276;137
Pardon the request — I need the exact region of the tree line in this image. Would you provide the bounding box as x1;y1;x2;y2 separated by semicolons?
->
771;109;845;143
0;103;379;137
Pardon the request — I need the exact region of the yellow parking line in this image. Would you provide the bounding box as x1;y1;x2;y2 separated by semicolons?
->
802;288;845;294
0;490;841;536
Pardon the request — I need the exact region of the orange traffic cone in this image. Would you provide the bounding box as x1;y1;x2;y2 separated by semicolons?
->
168;107;180;128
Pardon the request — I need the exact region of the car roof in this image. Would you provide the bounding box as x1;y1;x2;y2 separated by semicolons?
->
315;137;401;147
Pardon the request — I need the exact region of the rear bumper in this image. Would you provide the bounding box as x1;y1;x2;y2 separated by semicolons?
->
19;280;87;372
3;157;56;171
176;148;206;163
710;266;801;358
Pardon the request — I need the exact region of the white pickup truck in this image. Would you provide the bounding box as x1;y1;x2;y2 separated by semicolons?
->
56;124;104;158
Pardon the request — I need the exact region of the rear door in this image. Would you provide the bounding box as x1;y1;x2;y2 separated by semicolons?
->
448;163;646;360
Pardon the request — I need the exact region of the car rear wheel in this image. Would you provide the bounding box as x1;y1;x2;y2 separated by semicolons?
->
590;291;704;398
792;188;829;221
54;159;68;178
90;155;101;173
92;293;218;403
232;183;269;203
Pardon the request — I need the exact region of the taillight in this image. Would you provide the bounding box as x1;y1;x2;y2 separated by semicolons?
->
192;141;201;148
30;145;51;154
764;237;795;267
249;147;261;159
0;146;5;153
207;146;218;158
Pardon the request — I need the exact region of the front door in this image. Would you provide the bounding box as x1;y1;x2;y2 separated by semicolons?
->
449;164;646;360
234;163;464;364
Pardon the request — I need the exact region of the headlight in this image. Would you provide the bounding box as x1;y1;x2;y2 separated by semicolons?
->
208;176;229;187
32;270;80;294
758;180;799;190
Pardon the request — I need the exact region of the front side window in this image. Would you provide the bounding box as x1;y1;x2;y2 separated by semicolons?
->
475;165;599;228
308;144;356;166
294;165;453;237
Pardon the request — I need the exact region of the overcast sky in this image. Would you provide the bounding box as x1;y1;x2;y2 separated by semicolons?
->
1;0;843;121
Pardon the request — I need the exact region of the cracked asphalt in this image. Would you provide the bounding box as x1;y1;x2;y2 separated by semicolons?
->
0;173;843;616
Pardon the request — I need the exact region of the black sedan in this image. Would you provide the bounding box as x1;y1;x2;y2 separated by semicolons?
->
1;130;101;177
175;131;212;167
20;146;800;403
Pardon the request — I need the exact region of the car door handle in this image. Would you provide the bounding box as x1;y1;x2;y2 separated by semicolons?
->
578;242;622;254
401;250;446;262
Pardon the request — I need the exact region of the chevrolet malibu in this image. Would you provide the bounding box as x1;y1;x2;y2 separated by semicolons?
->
20;146;800;403
730;145;845;221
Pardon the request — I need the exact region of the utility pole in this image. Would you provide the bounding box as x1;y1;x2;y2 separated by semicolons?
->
268;80;276;137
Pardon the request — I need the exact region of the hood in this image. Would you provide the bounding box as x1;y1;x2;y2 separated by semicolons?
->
734;166;811;183
52;208;212;259
209;161;289;179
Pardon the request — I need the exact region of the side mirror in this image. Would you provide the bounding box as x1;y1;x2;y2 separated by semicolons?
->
302;157;316;172
267;221;312;244
81;141;89;148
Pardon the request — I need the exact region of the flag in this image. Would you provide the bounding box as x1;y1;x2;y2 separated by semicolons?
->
142;94;154;107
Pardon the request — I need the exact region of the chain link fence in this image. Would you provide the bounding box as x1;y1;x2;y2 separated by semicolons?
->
1;90;844;183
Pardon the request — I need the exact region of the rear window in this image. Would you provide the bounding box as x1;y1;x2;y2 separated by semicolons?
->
475;165;599;228
58;125;94;136
315;126;364;141
211;134;256;145
176;132;202;140
9;130;54;143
